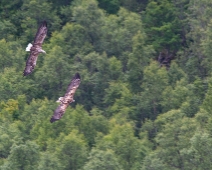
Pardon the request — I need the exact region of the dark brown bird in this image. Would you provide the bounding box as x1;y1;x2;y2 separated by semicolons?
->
23;21;47;76
50;73;81;123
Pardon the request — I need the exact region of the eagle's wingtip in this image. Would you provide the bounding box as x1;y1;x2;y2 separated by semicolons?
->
42;20;47;27
50;117;59;123
23;71;30;76
75;72;80;79
23;72;27;76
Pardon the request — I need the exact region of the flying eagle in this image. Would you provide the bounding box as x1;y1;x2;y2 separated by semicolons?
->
23;21;47;76
50;73;81;123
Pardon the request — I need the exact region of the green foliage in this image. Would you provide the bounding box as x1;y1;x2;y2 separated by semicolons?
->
0;95;26;120
143;0;182;51
119;0;144;12
0;0;22;18
83;149;123;170
127;31;155;92
2;141;40;170
201;77;212;114
72;0;105;51
153;110;196;169
54;130;88;170
104;82;136;119
0;39;15;70
101;8;143;58
98;0;120;14
0;68;35;101
141;152;169;170
167;61;187;86
0;21;17;40
1;0;212;169
162;81;183;112
108;56;123;80
0;122;22;160
35;45;73;99
96;121;150;170
181;132;212;169
47;23;92;57
66;105;109;146
38;152;62;170
201;20;212;74
17;0;61;42
140;61;168;119
178;0;212;80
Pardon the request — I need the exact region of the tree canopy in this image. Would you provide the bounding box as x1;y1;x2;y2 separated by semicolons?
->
0;0;212;169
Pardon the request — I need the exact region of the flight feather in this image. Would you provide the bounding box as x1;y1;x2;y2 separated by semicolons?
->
23;21;47;76
50;73;81;123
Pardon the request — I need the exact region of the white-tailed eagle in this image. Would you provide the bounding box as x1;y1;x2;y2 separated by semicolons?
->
50;73;81;123
23;21;47;76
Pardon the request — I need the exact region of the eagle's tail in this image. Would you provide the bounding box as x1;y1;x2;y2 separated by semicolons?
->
26;43;33;51
56;97;64;103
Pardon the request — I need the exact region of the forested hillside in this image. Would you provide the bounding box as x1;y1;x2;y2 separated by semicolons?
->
1;0;212;169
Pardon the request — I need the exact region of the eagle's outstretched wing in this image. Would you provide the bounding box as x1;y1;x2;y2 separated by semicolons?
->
33;21;47;45
23;52;39;76
23;21;47;76
50;73;81;123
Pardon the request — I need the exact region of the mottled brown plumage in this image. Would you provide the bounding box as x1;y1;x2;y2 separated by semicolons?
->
23;21;47;76
50;73;81;123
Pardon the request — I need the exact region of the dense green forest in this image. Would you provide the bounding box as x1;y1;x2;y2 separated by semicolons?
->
1;0;212;169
